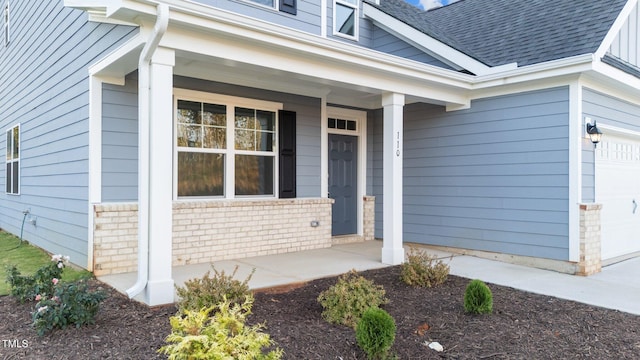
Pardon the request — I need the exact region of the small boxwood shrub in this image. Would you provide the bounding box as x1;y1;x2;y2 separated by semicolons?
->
400;247;450;288
159;295;283;360
317;270;388;329
175;265;254;313
356;307;396;360
464;279;493;314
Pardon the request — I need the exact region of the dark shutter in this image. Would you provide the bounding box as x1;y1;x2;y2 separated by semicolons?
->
280;0;296;15
278;110;296;198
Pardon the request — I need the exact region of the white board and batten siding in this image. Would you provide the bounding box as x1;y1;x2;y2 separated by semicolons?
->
370;87;571;261
0;0;137;267
584;88;640;261
608;2;639;67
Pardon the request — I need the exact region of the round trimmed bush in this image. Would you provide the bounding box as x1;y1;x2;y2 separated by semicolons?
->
355;307;396;360
464;279;493;314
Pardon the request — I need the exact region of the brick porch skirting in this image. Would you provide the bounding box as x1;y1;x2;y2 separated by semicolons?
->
92;198;333;276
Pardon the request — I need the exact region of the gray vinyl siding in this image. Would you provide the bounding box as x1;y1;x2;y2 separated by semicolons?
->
103;76;322;200
371;26;454;69
370;87;571;260
0;0;138;267
582;88;640;202
102;80;139;202
583;88;640;132
192;0;321;35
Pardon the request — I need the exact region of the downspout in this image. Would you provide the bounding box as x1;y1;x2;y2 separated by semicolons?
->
127;3;169;298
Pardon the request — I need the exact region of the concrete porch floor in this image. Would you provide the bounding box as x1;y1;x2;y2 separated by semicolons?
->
98;240;640;315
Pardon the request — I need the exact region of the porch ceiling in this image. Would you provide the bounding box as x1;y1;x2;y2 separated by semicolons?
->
92;41;468;110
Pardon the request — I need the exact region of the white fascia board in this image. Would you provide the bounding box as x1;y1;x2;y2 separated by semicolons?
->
88;32;145;82
163;26;471;106
166;3;470;84
582;65;640;106
63;0;108;11
363;3;516;76
594;0;639;59
592;60;640;95
472;54;595;90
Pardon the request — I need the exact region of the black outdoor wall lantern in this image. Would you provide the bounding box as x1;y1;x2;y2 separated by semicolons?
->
586;118;603;146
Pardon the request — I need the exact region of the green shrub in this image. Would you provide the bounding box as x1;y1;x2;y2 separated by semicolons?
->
464;279;493;314
32;280;107;336
317;270;388;329
400;247;450;288
159;294;283;360
176;265;254;313
356;307;396;360
6;254;69;302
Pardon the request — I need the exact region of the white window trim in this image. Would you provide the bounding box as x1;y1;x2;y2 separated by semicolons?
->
173;88;283;200
333;0;359;41
238;0;279;12
5;123;20;195
326;106;367;236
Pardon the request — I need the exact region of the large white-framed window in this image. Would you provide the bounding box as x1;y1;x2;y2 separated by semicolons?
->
5;124;19;195
174;89;282;199
4;2;9;46
333;0;358;39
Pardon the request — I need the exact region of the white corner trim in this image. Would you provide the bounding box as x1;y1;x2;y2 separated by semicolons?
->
321;0;327;37
568;80;583;263
363;3;496;75
594;0;640;59
87;75;103;271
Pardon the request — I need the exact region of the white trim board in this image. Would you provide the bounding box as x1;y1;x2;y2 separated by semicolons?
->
326;106;368;236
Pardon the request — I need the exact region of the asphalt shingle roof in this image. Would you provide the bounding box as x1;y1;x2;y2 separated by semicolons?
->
370;0;628;68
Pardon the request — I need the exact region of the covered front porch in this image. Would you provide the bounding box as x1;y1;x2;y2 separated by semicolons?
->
99;240;389;302
84;3;472;305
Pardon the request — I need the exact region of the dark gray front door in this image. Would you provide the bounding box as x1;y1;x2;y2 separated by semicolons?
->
329;134;358;236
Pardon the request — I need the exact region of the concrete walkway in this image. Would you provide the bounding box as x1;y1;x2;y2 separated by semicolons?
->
98;240;640;315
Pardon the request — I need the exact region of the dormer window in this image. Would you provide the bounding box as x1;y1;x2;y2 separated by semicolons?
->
334;0;358;39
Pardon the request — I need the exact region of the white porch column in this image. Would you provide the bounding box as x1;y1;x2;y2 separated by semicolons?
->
144;47;175;305
381;92;405;265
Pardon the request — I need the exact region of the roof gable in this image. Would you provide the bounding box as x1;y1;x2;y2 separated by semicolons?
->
605;2;640;72
371;0;629;68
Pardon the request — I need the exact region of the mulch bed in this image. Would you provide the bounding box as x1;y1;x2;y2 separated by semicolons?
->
1;265;639;359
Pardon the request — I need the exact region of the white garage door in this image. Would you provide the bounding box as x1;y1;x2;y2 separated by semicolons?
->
595;132;640;261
